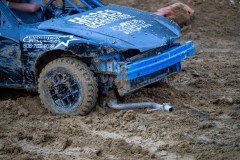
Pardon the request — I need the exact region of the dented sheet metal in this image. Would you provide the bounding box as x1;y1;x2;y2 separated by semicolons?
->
115;41;195;95
0;38;23;85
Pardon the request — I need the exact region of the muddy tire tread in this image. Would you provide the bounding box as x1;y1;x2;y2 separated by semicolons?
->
38;57;98;116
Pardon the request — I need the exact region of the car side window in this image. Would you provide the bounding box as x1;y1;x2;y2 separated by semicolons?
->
0;11;12;29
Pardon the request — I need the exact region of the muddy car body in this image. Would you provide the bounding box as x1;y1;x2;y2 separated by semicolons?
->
0;0;195;115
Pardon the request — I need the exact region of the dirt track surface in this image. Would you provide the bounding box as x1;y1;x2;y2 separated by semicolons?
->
0;0;240;159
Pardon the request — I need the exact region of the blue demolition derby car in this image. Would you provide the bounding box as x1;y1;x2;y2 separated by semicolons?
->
0;0;195;115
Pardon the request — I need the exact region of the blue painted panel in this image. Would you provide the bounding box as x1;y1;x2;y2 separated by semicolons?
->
118;41;195;80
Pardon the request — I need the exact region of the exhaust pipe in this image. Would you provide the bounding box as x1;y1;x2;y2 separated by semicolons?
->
107;99;174;112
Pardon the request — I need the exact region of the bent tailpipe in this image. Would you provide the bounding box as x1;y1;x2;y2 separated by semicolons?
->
107;99;174;112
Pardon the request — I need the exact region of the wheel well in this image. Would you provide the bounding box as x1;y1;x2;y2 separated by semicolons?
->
35;50;75;79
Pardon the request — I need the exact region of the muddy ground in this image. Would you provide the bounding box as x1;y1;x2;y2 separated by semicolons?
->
0;0;240;160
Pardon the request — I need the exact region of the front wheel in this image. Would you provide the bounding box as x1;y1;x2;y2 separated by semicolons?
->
38;58;97;115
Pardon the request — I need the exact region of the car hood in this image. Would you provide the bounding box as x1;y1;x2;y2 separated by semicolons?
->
38;4;180;52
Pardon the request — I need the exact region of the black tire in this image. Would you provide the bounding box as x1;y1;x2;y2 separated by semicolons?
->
38;57;97;115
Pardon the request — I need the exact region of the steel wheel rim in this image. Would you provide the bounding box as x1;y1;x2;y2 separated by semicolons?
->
46;69;82;110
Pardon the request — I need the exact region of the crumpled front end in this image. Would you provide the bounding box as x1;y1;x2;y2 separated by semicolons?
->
91;41;195;95
115;41;195;95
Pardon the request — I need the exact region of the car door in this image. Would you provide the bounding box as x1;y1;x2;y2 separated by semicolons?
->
0;3;23;86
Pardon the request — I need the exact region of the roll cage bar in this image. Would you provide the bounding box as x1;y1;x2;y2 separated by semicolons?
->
61;0;105;12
